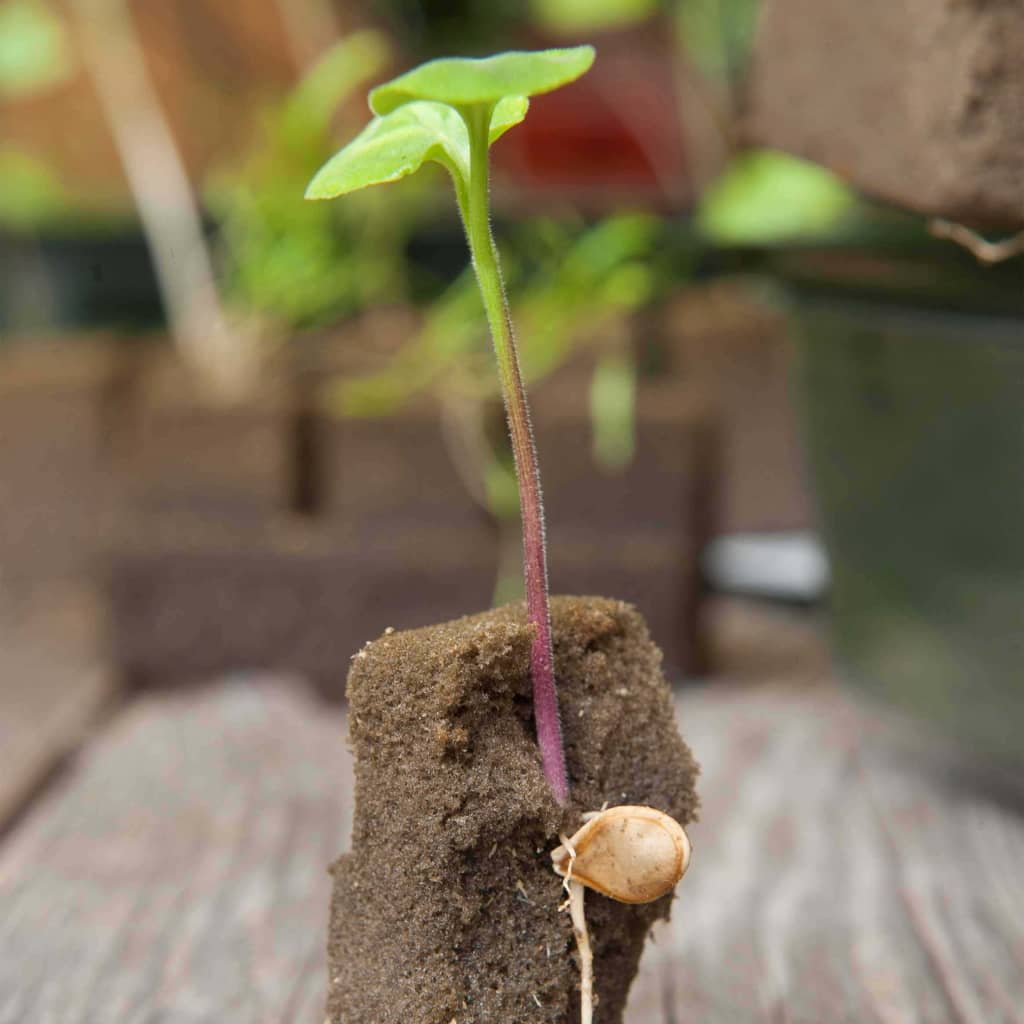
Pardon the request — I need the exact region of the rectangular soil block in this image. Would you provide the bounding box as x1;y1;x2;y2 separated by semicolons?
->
748;0;1024;227
328;596;700;1023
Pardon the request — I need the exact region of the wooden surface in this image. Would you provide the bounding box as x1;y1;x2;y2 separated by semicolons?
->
1;678;1023;1023
637;687;1024;1024
0;680;350;1023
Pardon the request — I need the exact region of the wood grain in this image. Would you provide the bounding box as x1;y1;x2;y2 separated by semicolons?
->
1;680;1022;1022
0;681;351;1024
642;685;1024;1024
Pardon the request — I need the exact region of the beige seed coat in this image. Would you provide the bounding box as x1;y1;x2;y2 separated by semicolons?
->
551;805;691;904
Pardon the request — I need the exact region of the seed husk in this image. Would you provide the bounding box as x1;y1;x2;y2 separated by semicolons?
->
550;805;691;904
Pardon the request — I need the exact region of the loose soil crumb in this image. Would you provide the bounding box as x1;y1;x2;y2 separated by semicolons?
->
327;596;700;1024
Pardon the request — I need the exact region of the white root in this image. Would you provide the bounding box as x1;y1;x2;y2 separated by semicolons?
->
568;879;593;1024
558;832;594;1024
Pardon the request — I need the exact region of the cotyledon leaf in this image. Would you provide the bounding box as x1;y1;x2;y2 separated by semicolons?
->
305;95;528;199
369;46;594;115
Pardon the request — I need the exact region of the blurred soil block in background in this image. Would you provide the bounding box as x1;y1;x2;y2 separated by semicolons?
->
0;337;124;597
104;303;722;694
2;286;808;697
317;399;489;536
113;348;291;522
106;526;496;699
102;317;494;698
0;339;121;824
748;0;1024;228
657;282;813;535
533;357;716;675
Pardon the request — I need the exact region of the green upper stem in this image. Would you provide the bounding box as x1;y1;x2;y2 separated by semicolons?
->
458;103;569;805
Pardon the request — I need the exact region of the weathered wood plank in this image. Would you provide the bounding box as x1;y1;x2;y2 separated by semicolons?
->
652;685;1024;1024
2;680;1023;1022
0;681;352;1024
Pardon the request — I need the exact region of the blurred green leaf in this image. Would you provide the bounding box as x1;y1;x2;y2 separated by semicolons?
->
334;213;665;420
279;30;391;145
209;31;413;328
0;0;74;98
697;149;857;245
484;456;520;520
368;46;594;114
590;351;636;471
335;268;484;416
0;147;67;228
561;213;657;279
306;96;528;199
675;0;759;81
530;0;657;34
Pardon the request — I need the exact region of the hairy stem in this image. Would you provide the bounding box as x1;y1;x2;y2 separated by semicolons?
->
458;104;569;804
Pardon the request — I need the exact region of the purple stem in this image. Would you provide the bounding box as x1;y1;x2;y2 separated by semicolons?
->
461;104;569;804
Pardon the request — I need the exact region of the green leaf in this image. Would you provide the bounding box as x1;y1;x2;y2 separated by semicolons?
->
369;46;594;115
306;95;528;199
489;95;530;143
675;0;759;80
305;46;584;200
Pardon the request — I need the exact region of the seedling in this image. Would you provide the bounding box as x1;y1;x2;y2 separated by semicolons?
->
307;47;596;803
307;54;694;1018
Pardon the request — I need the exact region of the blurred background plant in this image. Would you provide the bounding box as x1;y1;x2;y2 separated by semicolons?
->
333;211;690;601
0;0;764;347
9;0;1018;743
0;0;74;99
205;29;421;334
336;214;673;426
0;0;74;221
0;0;87;328
0;0;792;685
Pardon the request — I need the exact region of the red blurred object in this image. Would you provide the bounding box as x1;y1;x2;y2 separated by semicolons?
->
493;21;693;211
